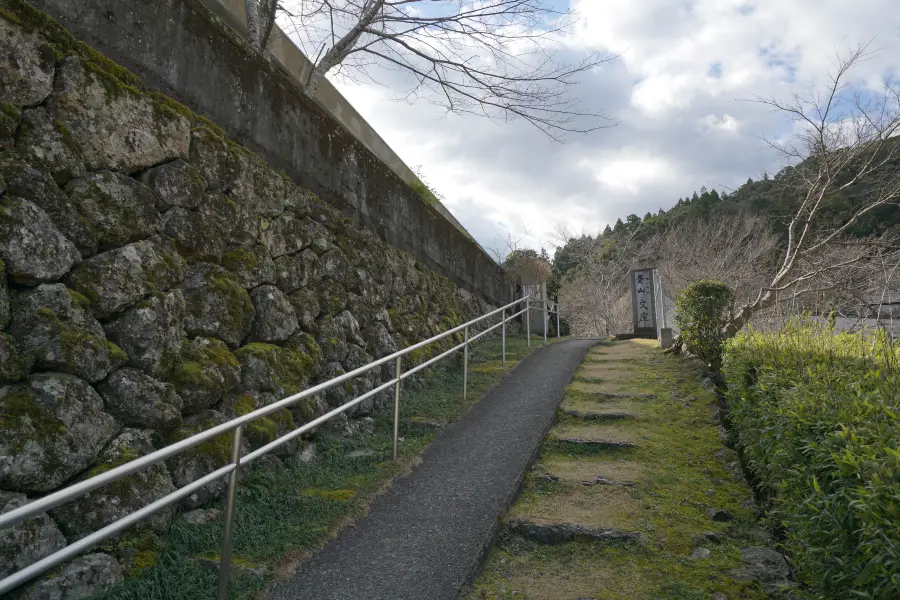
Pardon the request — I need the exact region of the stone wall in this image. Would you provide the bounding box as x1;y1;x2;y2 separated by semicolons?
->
29;0;512;307
0;3;493;594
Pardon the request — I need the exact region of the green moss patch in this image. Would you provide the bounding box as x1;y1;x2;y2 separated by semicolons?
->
465;340;770;600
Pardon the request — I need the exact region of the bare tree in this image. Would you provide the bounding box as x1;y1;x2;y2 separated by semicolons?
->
245;0;281;51
558;225;654;337
265;0;615;138
725;43;900;335
654;212;780;307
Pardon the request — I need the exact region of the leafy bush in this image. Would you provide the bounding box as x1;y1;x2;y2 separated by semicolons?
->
674;279;734;367
722;321;900;598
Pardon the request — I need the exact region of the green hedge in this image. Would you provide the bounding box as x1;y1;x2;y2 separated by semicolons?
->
722;321;900;598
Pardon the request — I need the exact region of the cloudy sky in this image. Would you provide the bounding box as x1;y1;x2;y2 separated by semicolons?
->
318;0;900;258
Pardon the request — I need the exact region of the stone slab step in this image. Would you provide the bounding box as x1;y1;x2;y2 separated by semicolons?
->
553;437;635;450
564;409;637;421
505;519;642;545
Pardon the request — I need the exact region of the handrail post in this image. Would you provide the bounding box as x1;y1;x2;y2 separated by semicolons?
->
462;326;469;401
526;297;531;347
543;299;548;343
501;308;506;367
393;356;402;460
217;426;243;600
557;303;561;339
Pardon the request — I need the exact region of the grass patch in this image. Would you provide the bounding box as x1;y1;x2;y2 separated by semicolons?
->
95;334;550;600
465;340;773;600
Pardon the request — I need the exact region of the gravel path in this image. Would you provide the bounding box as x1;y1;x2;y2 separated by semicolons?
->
267;338;597;600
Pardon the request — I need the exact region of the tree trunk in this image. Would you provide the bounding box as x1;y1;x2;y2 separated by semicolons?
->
245;0;260;49
259;0;278;51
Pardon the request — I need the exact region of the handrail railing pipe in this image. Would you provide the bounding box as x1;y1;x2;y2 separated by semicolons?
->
0;294;557;599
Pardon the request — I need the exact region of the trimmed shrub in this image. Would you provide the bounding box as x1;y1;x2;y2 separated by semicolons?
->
674;279;734;367
722;320;900;598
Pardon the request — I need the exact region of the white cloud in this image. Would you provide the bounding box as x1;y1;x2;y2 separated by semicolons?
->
317;0;900;256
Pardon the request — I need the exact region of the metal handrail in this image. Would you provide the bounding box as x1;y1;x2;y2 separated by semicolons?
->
0;293;558;597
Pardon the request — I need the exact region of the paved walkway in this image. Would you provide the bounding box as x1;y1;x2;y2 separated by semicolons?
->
267;339;597;600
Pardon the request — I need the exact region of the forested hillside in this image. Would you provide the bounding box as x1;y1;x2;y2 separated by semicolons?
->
556;150;900;282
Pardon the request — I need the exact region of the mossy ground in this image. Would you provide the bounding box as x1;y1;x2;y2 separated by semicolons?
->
95;333;553;600
464;340;770;600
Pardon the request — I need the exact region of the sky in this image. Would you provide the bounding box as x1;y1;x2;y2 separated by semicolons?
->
309;0;900;259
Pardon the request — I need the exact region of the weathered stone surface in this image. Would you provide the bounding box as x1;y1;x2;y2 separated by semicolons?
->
0;152;96;257
690;547;711;560
50;429;176;541
9;284;127;383
248;285;298;343
727;547;792;594
364;322;399;359
344;342;373;369
0;331;32;383
49;57;189;173
0;16;55;107
0;490;67;580
274;249;318;293
166;409;245;509
139;158;205;209
188;127;237;192
704;507;735;522
319;248;351;286
316;279;348;317
182;507;220;525
554;437;635;450
97;368;183;430
229;155;285;218
0;197;81;285
285;331;324;377
220;390;300;455
17;552;123;600
180;263;255;347
317;316;349;364
564;409;638;421
161;207;225;262
167;337;240;414
103;290;186;378
303;215;334;254
15;106;85;185
260;213;309;258
322;362;350;408
506;520;641;546
694;531;727;545
0;102;18;150
335;310;364;345
197;192;259;248
65;171;160;252
0;257;7;329
0;373;119;492
65;235;186;319
234;343;313;398
287;288;320;332
222;245;275;289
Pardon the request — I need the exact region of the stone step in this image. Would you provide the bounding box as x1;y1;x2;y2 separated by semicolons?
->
579;476;637;487
553;437;636;450
590;391;654;402
505;519;642;546
564;409;637;421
